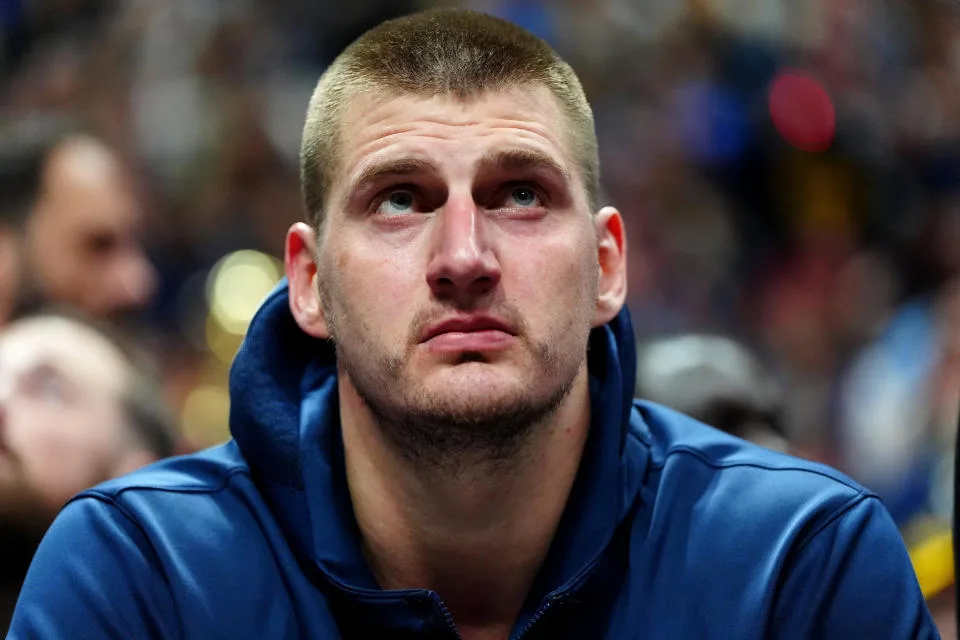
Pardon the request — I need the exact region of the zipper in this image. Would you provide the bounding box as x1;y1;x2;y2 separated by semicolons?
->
513;594;562;640
430;592;465;640
513;547;609;640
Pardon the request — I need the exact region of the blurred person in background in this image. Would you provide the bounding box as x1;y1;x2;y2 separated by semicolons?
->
0;121;156;326
837;149;960;527
635;333;790;454
0;310;178;631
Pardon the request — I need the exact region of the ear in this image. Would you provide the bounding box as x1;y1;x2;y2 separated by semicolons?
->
284;222;330;339
592;206;627;327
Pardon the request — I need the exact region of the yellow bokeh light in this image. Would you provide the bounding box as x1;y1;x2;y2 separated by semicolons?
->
179;384;232;447
207;250;283;336
206;314;245;364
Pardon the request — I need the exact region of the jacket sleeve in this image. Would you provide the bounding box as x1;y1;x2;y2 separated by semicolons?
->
8;494;179;640
771;494;941;639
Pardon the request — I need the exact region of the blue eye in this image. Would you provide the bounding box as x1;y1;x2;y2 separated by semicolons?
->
377;190;415;215
509;186;540;208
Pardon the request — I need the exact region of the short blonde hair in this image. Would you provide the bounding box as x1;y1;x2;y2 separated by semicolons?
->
300;8;599;231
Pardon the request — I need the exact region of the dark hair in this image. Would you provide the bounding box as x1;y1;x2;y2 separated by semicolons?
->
0;117;89;228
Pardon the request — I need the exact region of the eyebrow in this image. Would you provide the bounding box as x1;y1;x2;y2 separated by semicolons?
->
349;158;438;197
346;147;570;200
476;148;570;182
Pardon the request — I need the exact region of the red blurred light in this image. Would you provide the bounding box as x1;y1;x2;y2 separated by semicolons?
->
768;70;836;153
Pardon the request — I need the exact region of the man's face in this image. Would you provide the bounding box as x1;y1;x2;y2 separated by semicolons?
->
0;317;130;525
24;137;156;319
290;86;625;462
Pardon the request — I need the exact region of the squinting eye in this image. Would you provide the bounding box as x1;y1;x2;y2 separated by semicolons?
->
508;186;540;208
377;190;416;216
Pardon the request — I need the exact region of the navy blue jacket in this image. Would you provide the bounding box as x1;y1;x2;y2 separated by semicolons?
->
9;284;938;638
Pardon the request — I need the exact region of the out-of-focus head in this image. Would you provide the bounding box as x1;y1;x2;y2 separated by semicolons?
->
24;134;156;318
286;8;627;469
635;334;788;452
0;122;156;323
0;312;176;530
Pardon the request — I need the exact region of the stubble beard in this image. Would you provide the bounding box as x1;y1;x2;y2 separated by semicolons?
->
321;287;588;477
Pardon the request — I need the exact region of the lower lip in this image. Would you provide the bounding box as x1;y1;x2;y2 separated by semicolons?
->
423;330;516;353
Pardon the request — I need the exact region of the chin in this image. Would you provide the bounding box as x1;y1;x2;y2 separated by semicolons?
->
429;358;522;387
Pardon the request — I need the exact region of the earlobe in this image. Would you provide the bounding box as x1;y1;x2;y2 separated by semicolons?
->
593;207;628;327
284;223;330;339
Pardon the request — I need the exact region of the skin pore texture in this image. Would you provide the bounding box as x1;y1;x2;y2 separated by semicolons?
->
285;85;627;640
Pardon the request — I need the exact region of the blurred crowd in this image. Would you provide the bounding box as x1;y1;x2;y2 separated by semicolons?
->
1;0;958;634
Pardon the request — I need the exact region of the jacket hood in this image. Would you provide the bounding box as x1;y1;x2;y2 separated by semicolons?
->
229;279;646;600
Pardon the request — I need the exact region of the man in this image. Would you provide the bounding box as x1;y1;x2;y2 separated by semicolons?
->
9;9;937;639
0;311;177;630
0;122;156;325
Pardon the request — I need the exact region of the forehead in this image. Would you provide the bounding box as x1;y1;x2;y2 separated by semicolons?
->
336;85;576;182
40;139;139;230
0;318;128;393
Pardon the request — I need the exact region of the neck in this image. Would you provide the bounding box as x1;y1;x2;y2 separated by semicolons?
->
339;369;592;637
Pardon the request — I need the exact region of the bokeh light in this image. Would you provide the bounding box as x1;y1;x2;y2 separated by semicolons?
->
207;249;283;337
179;384;232;447
768;69;836;153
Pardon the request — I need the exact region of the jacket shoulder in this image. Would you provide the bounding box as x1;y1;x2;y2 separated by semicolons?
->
88;440;249;499
75;440;268;559
617;402;934;637
626;399;878;560
11;441;336;638
629;400;867;502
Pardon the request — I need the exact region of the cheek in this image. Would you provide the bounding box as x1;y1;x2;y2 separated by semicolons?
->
531;231;596;288
512;239;598;328
48;235;83;274
21;399;112;451
13;409;100;495
322;248;422;334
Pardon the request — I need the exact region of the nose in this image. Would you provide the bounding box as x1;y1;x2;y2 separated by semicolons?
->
108;247;157;312
425;194;501;303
